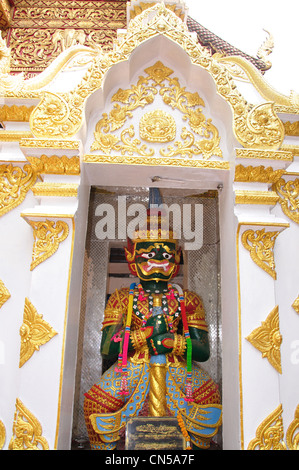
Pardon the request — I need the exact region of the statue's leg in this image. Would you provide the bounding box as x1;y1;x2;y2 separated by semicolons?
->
84;361;147;450
167;364;221;450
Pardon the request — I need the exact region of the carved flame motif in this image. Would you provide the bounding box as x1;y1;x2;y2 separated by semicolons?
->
19;298;57;368
241;228;279;279
246;305;282;374
273;177;299;225
247;404;286;450
9;398;49;450
28;219;69;270
0;164;37;217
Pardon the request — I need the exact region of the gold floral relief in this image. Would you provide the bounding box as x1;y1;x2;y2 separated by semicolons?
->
241;228;279;279
0;419;5;449
247;404;286;450
0;279;10;309
273;178;299;225
286;404;299;450
246;306;282;374
91;61;222;160
19;297;57;368
0;163;38;217
28;219;69;270
9;398;49;450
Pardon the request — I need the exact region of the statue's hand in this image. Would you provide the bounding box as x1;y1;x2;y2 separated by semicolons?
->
144;314;169;337
147;332;174;356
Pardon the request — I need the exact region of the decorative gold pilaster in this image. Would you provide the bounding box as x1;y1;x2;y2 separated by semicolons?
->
273;177;299;224
241;228;279;279
286;405;299;450
19;298;57;368
0;163;38;217
27;219;69;270
9;398;49;450
0;279;10;309
246;306;282;374
247;404;286;450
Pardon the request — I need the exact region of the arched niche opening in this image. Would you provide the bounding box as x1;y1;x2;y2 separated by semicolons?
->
65;33;239;451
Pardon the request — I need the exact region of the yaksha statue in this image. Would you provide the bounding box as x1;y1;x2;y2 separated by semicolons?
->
84;194;222;449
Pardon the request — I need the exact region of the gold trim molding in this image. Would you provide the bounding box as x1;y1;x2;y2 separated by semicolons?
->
3;3;284;151
236;148;293;161
0;279;10;309
241;228;280;279
235;190;279;205
286;404;299;450
246;305;282;374
273;177;299;224
0;163;38;217
31;183;78;198
20;138;80;150
247;404;286;450
27;219;69;270
9;398;49;450
84;153;229;169
0;131;33;142
19;297;57;368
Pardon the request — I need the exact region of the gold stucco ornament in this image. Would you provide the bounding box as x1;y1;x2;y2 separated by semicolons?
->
0;164;38;217
246;305;282;374
9;398;49;450
247;404;286;450
241;228;279;279
19;298;57;368
91;61;222;160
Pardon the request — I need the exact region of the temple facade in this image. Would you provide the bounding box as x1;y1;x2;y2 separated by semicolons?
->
0;0;298;450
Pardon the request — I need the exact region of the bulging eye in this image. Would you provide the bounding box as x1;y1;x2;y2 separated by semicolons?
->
141;251;156;259
163;253;172;260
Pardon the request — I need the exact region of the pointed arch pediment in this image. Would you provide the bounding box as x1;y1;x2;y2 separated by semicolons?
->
26;3;284;151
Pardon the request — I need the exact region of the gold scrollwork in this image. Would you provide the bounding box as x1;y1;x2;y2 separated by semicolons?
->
286;404;299;450
91;61;222;160
273;178;299;224
19;297;57;368
28;219;69;270
0;163;38;217
9;398;49;450
247;404;286;450
246;305;282;374
241;228;279;279
0;279;10;309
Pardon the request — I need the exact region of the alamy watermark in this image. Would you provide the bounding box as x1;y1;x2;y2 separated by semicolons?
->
94;196;203;250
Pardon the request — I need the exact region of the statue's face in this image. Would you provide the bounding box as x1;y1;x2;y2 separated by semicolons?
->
134;241;180;282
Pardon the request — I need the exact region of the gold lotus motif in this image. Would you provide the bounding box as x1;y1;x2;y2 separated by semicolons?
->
139;109;176;142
